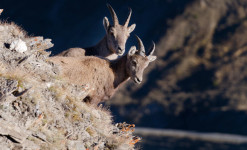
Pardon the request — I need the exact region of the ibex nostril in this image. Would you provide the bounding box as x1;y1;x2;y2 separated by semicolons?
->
134;77;141;84
118;47;122;51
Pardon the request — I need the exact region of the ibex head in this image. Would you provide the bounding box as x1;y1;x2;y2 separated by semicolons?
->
126;35;157;84
103;4;136;56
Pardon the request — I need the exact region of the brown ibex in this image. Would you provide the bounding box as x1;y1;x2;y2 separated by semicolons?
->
56;4;136;60
49;36;156;104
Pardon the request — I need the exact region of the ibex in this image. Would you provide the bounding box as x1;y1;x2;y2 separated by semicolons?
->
49;36;156;104
56;4;136;60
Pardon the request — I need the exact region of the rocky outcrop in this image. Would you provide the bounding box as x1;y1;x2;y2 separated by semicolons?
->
0;22;138;149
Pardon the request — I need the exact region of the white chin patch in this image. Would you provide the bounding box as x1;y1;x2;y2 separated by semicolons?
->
118;51;124;56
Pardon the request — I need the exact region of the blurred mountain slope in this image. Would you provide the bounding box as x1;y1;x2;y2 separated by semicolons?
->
109;0;247;135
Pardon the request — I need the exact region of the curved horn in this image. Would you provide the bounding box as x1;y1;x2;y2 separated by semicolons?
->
107;4;119;26
135;35;145;55
147;41;155;56
0;9;3;15
124;8;132;27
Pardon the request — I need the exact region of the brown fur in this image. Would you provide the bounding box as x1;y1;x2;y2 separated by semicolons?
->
49;40;156;104
56;48;85;57
49;56;116;104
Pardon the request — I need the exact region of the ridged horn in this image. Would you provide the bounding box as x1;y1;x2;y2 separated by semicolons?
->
106;4;119;26
147;41;155;56
0;9;3;15
135;35;145;56
124;7;132;27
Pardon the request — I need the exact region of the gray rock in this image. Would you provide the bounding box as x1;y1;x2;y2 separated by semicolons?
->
0;77;18;100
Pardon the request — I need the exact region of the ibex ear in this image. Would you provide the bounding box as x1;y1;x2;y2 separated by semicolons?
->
128;46;137;56
128;24;136;33
103;17;110;31
147;55;157;62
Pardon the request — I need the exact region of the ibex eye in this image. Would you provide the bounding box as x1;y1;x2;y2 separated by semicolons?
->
110;31;116;38
132;60;137;66
109;28;115;34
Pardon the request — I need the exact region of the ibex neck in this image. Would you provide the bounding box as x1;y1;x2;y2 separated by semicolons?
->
111;56;130;88
86;36;113;58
